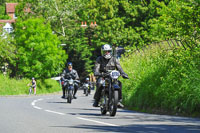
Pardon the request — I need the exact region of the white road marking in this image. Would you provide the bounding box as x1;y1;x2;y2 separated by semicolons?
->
32;98;118;127
31;99;43;110
45;110;65;115
77;117;119;126
33;106;42;110
37;98;43;101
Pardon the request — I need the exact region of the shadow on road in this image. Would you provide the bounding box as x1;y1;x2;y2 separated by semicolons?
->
68;112;102;117
47;101;67;104
63;124;200;133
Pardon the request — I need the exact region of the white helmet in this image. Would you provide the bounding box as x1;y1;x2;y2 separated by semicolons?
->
101;44;112;59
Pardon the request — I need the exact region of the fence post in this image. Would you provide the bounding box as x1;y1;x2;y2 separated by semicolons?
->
170;39;176;47
184;40;192;49
175;39;180;46
180;40;187;50
167;40;172;48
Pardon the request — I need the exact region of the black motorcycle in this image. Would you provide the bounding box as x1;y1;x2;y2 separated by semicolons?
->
63;78;79;103
99;70;121;116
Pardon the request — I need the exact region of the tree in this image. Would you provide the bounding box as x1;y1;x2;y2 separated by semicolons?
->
13;18;68;79
16;0;95;78
150;0;200;45
0;32;16;74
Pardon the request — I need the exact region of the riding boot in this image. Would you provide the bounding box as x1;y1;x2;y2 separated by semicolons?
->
61;86;65;98
73;87;77;99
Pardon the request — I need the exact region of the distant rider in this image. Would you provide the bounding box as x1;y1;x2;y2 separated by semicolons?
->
93;44;129;108
61;62;80;99
83;78;90;94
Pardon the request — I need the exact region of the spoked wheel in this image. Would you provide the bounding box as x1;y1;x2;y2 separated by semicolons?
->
29;87;32;95
100;96;107;115
109;90;118;116
67;90;72;103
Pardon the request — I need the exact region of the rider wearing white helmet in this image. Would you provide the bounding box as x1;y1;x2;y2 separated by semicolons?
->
93;44;129;107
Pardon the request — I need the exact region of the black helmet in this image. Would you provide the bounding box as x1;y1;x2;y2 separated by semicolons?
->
101;44;112;59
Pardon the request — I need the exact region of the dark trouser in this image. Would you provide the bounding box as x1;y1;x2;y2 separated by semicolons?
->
94;78;122;102
73;84;79;96
62;85;65;96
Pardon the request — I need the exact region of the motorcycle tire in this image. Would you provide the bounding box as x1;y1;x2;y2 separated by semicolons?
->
67;90;72;103
100;95;107;115
109;90;118;116
86;88;88;96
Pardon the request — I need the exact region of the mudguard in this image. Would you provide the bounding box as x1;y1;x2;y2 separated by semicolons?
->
112;84;120;90
68;86;74;90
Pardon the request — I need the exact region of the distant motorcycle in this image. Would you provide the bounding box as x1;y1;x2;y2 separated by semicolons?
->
63;78;79;103
99;70;121;116
83;83;90;96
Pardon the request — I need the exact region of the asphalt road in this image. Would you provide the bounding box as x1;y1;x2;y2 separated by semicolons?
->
0;90;200;133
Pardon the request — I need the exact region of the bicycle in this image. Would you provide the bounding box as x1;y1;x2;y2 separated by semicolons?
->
28;85;32;95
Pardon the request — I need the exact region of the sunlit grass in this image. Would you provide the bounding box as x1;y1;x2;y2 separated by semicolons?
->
120;42;200;116
0;74;61;95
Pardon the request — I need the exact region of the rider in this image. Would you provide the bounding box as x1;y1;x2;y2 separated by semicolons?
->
93;44;129;107
61;62;80;99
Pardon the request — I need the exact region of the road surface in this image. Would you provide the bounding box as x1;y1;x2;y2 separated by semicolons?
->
0;90;200;133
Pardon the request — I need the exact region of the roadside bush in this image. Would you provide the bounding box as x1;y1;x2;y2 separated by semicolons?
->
121;44;200;116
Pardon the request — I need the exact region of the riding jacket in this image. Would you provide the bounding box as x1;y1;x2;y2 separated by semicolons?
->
62;69;79;80
94;56;127;77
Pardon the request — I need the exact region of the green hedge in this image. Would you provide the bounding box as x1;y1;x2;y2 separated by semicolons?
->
0;75;61;95
120;44;200;116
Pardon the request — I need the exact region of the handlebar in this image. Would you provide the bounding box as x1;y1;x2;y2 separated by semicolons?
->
102;72;110;78
64;79;80;83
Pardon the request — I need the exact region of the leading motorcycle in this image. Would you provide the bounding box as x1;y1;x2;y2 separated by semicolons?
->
99;70;121;116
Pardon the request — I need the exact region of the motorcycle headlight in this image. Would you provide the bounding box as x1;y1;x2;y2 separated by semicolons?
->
110;70;120;79
69;79;73;84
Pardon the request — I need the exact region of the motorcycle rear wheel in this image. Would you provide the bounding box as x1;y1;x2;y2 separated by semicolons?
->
100;96;107;115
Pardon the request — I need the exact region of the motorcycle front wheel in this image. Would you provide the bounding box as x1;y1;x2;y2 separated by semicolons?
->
85;87;88;96
109;90;118;116
67;90;72;103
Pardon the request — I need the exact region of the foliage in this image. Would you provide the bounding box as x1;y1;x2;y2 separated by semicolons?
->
13;18;68;79
0;73;61;95
0;4;11;19
0;32;16;74
16;0;95;77
1;0;199;78
83;0;165;48
121;43;200;116
150;0;200;44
